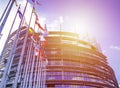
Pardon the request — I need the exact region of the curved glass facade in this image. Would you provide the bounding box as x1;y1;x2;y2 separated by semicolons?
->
45;31;119;88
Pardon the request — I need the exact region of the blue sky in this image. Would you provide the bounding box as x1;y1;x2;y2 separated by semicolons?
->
0;0;120;85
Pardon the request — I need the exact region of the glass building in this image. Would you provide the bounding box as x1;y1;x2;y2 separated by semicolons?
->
45;31;119;88
0;27;119;88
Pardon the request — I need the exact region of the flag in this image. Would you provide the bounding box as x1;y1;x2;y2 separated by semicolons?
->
43;55;48;64
18;7;28;26
43;57;48;64
35;47;39;56
18;9;23;19
35;13;45;31
28;28;35;34
40;35;46;41
31;36;36;43
29;28;36;42
39;24;49;37
32;0;41;6
35;48;48;63
43;24;49;36
34;43;40;56
18;8;27;25
32;7;36;13
41;51;46;58
41;50;48;64
39;35;48;46
43;40;48;46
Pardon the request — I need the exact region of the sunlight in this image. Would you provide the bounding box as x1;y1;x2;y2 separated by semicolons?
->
66;14;96;35
59;16;64;23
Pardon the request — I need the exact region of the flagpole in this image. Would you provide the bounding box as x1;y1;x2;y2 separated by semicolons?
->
33;1;47;87
33;42;37;88
0;0;28;87
0;0;11;22
37;53;40;88
12;2;33;88
0;5;20;62
21;40;32;88
39;41;42;88
43;41;48;88
28;9;36;88
39;37;42;88
20;40;31;87
33;17;37;88
28;45;36;88
37;29;41;87
0;0;14;34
